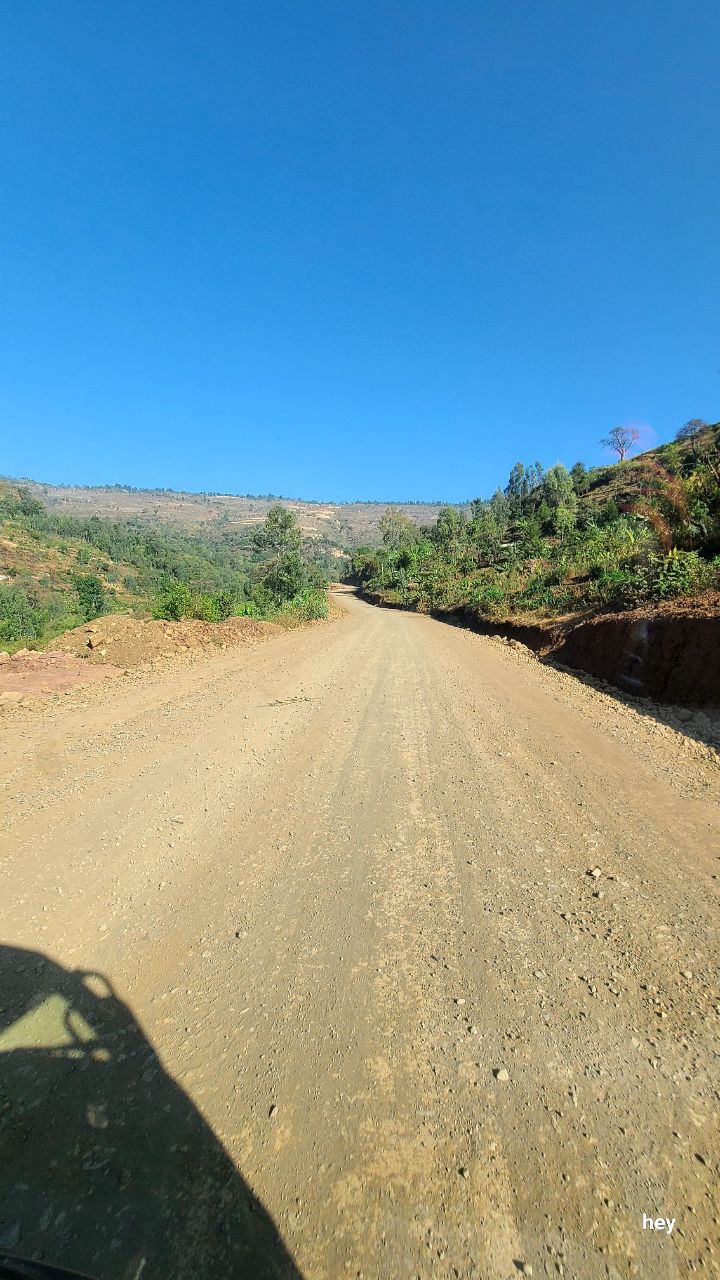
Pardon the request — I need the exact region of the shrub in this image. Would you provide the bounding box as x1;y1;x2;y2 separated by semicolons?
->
72;574;105;621
295;587;328;620
154;581;193;620
470;582;508;616
589;567;646;610
652;549;710;598
274;586;328;621
234;599;262;618
0;584;45;643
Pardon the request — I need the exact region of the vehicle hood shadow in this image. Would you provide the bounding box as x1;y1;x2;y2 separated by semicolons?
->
0;945;304;1280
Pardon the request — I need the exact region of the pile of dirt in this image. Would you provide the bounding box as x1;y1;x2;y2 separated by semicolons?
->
51;611;281;669
0;649;124;702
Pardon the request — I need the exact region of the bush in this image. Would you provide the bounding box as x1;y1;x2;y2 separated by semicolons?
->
193;590;236;622
652;549;711;598
72;574;105;621
154;581;193;620
254;550;307;604
154;583;238;622
0;584;45;643
589;567;646;610
294;587;328;620
470;582;508;616
273;586;328;621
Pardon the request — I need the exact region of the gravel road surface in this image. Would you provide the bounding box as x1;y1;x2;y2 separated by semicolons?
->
1;593;718;1279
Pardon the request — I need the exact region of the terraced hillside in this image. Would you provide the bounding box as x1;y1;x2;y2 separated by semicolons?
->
15;479;453;549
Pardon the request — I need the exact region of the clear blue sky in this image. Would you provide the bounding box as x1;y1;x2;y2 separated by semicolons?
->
1;1;718;501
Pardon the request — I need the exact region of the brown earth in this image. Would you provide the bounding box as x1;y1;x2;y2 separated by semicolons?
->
468;595;720;708
14;477;453;546
0;649;125;701
0;603;344;702
0;592;718;1279
52;611;281;668
552;604;720;706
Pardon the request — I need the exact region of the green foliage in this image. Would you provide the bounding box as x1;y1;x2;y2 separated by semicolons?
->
433;506;467;557
234;599;262;618
0;584;45;643
149;506;328;625
553;505;577;544
0;484;44;521
570;461;588;492
154;581;193;620
278;586;329;621
543;464;577;512
352;429;720;625
72;574;106;621
0;583;80;648
652;549;713;598
379;508;418;549
251;504;302;555
249;505;327;610
153;583;239;622
254;549;307;604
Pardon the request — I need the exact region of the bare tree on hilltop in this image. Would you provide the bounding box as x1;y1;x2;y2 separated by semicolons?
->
600;425;640;461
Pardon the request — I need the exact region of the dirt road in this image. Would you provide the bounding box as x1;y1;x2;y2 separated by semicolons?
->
1;593;718;1280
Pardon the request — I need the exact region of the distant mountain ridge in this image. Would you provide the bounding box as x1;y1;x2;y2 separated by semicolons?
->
10;478;462;549
8;421;718;548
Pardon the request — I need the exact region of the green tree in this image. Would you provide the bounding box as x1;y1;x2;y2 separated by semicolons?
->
489;488;510;530
433;506;467;557
553;505;577;545
72;574;105;621
379;508;417;549
251;505;302;554
467;502;501;561
255;550;306;603
543;464;577;512
570;461;588;492
251;506;308;605
0;584;45;642
154;581;192;620
505;462;528;512
675;418;707;452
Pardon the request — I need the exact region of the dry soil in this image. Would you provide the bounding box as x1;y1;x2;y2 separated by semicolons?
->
0;593;718;1280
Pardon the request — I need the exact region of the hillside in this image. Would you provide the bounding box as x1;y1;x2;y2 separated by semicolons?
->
352;419;720;690
9;424;719;551
580;421;720;524
0;483;331;651
3;421;718;653
14;478;453;550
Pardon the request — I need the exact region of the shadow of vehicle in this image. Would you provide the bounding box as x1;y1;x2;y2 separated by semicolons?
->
0;946;303;1280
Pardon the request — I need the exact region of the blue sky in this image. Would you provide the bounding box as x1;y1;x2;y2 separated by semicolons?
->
1;1;718;501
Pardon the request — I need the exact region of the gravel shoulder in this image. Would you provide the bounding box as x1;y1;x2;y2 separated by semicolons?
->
1;593;718;1280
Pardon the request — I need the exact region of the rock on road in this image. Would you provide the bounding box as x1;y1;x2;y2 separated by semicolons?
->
1;592;718;1280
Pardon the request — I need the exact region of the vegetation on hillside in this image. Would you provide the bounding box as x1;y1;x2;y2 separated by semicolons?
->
0;486;328;649
352;420;720;621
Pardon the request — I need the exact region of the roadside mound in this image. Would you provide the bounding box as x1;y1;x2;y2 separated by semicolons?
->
51;611;281;668
550;595;720;705
464;594;720;706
